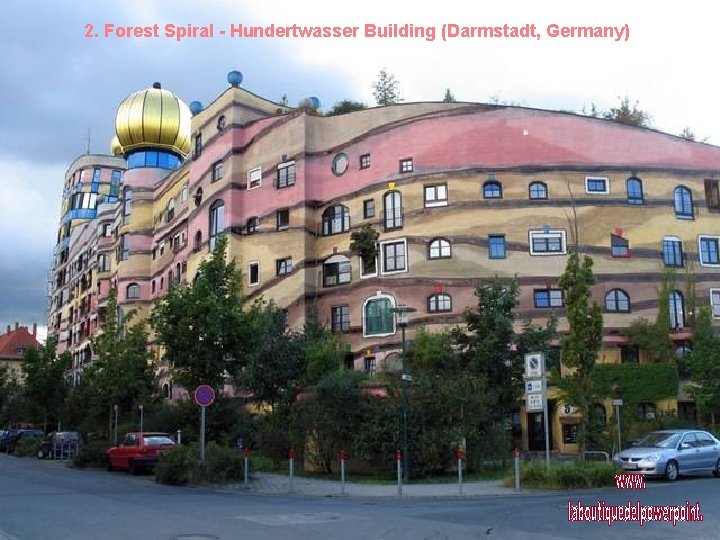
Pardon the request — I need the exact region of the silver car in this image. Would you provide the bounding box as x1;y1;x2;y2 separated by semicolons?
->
616;429;720;481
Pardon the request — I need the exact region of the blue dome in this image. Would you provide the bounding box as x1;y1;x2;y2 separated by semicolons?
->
227;71;243;87
308;96;321;109
299;96;321;109
189;101;203;115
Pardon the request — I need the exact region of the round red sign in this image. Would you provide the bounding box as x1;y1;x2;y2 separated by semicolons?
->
194;385;216;407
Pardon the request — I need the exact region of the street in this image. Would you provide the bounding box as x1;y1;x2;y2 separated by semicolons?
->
1;454;719;539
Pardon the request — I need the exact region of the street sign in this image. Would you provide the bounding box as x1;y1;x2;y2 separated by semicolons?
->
525;380;542;393
194;385;216;407
612;399;624;406
524;353;544;378
526;392;544;411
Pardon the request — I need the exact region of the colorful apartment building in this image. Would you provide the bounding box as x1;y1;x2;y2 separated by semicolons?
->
47;72;720;453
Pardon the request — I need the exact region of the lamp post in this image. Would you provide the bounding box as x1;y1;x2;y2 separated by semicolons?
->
612;384;623;455
391;305;416;483
139;404;144;434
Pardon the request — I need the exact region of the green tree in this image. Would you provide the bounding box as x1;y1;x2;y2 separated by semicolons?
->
557;252;603;455
303;313;346;386
689;307;720;427
153;235;248;391
442;88;456;102
326;100;368;116
603;96;652;127
22;338;71;432
679;127;696;141
372;68;402;106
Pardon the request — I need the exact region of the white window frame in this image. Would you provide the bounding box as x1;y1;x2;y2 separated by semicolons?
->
585;176;610;194
248;261;260;287
362;291;396;338
424;184;448;208
247;166;262;190
698;235;720;267
360;256;378;279
710;288;720;319
380;238;409;275
529;229;567;256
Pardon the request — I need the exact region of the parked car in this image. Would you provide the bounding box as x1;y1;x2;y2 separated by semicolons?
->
615;429;720;481
0;429;44;453
37;431;82;459
106;432;176;474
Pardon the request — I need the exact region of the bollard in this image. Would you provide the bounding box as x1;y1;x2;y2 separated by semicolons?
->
244;448;251;488
514;448;521;492
288;449;296;493
456;449;464;495
340;450;348;495
396;450;403;496
176;429;182;445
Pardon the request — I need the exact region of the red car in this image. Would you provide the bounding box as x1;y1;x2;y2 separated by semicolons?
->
106;432;176;474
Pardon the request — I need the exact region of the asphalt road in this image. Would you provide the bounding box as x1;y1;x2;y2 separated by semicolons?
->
1;454;719;540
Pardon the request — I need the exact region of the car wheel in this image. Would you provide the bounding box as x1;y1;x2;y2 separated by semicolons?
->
665;460;679;481
37;449;45;459
713;459;720;478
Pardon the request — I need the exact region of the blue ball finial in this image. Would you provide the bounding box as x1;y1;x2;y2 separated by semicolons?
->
189;101;203;115
227;71;243;87
298;97;321;109
308;96;321;109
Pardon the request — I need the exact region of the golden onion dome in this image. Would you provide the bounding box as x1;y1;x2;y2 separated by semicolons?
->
110;135;123;156
114;82;191;157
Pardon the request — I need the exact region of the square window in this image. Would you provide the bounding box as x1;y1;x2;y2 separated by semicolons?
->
364;356;376;374
276;161;296;189
331;305;350;333
360;256;377;278
211;160;223;182
488;235;506;259
662;237;684;267
533;288;563;308
193;134;202;159
381;239;407;273
711;289;720;318
611;234;630;258
246;217;259;234
276;209;289;231
585;176;609;194
705;180;720;212
424;184;448;207
323;259;351;287
247;167;262;190
276;257;292;276
248;262;260;286
399;158;413;173
360;154;371;170
529;230;566;255
363;199;375;219
699;235;720;266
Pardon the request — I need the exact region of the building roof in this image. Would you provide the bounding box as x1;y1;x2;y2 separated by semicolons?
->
0;325;41;360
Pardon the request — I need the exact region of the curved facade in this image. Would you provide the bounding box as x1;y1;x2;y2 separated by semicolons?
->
48;75;720;451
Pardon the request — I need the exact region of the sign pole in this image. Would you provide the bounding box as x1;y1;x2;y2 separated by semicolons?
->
193;385;216;467
542;376;550;471
200;406;206;465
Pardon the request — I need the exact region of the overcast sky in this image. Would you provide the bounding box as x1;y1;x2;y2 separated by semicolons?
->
1;0;717;336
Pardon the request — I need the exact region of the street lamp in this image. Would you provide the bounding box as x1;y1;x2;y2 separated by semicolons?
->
391;304;416;483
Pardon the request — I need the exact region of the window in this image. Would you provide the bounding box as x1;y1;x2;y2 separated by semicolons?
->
331;153;349;176
381;239;407;273
674;186;694;219
585;176;609;194
194;230;202;251
529;229;566;255
276;209;289;231
424;184;448;207
126;283;140;299
360;255;377;278
323;255;351;287
276;257;292;276
626;177;644;205
488;235;506;259
529;181;548;200
217;115;226;131
699;235;720;266
363;294;395;336
428;238;451;259
247;167;262;189
711;289;720;318
101;223;112;237
122;187;132;224
248;262;260;286
662;236;684;267
180;185;188;203
166;200;175;223
277;161;296;189
562;424;578;444
194;187;203;208
611;234;630;257
151;280;156;294
331;305;350;333
605;289;630;313
621;345;639;363
383;190;403;230
360;154;371;169
705;179;720;211
428;293;452;313
97;254;109;272
364;356;377;374
244;216;258;234
209;200;225;251
399;158;413;173
363;199;375;219
669;290;685;329
483;180;502;199
637;403;657;420
534;288;563;308
211;161;223;182
193;134;202;159
118;234;129;261
321;205;349;235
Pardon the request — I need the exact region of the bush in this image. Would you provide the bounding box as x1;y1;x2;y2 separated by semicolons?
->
13;437;42;457
70;440;113;468
154;443;245;485
507;461;618;490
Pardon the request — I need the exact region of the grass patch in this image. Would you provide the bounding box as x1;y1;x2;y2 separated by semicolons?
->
504;461;619;490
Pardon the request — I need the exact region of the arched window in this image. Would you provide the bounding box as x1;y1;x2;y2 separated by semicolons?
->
427;293;452;313
669;290;685;329
383;191;403;230
175;262;181;281
529;181;548;200
126;283;140;299
322;205;350;235
323;254;351;287
209;200;225;251
428;238;451;259
483;180;502;199
674;186;694;219
605;289;630;312
590;403;607;428
363;293;396;336
122;187;132;224
194;230;202;251
194;187;203;208
626;177;644;205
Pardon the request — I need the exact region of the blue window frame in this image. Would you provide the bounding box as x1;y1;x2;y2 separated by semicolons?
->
699;236;720;265
488;235;506;259
209;199;225;251
605;289;630;313
483;180;502;199
626;177;644;205
585;177;609;193
534;289;563;308
674;186;694;219
529;181;548;200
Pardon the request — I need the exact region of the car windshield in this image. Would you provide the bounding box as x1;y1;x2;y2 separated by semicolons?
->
143;436;175;445
637;432;681;448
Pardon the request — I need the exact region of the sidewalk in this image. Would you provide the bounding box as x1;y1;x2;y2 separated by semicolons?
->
221;472;521;498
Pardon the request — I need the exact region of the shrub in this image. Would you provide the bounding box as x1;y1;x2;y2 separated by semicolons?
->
154;443;245;485
13;437;42;457
71;440;113;468
507;461;618;490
